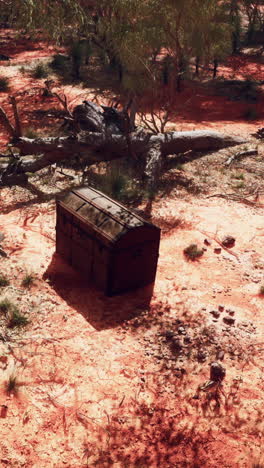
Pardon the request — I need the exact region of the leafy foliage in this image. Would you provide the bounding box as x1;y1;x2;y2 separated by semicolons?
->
8;0;236;92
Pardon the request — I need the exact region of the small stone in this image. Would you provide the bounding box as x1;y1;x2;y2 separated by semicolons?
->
210;310;220;319
204;238;211;246
0;405;8;418
210;362;226;381
226;309;235;316
178;326;186;335
222;236;236;248
184;336;192;344
214;247;222;254
216;350;225;361
164;330;175;340
241;321;248;327
155;355;163;360
218;305;224;312
197;350;207;362
223;316;235;325
171;337;182;351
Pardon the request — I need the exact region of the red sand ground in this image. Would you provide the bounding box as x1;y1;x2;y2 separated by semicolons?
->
0;30;263;467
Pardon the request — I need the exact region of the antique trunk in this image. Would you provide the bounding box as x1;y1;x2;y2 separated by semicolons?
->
56;187;160;296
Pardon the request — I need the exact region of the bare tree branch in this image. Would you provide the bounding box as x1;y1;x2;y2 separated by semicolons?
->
0;106;17;138
9;96;22;137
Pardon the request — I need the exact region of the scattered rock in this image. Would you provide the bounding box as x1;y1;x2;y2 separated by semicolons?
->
223;316;235;325
177;326;187;335
0;405;8;418
216;350;225;361
0;355;8;368
210;362;226;382
170;337;182;351
175;367;186;377
226;309;235;316
222;236;236;248
197;349;207;362
210;310;220;319
155;355;163;360
218;305;224;312
240;321;248;328
184;336;192;344
214;247;222;254
204;238;211;246
164;330;175;340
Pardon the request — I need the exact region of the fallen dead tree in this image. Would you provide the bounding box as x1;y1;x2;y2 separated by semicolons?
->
0;98;246;189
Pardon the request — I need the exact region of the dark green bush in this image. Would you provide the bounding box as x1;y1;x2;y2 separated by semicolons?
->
21;272;35;288
50;54;70;72
0;274;9;287
7;308;30;328
0;76;10;92
31;63;49;79
0;298;13;314
184;243;204;261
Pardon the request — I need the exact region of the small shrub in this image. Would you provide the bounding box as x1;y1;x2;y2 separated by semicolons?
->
232;173;244;180
98;168;138;203
234;181;245;189
184;243;204;261
21;272;34;288
23;127;39;139
0;76;10;92
0;298;13;314
259;285;264;295
31;63;49;79
5;374;19;396
0;274;9;287
7;308;30;328
50;54;69;72
19;66;27;75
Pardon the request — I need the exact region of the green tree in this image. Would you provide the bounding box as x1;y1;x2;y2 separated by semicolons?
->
242;0;264;43
7;0;234;89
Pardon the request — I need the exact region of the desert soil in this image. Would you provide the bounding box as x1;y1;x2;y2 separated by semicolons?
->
0;29;263;467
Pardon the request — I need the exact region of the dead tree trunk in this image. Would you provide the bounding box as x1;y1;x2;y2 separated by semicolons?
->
0;100;246;188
